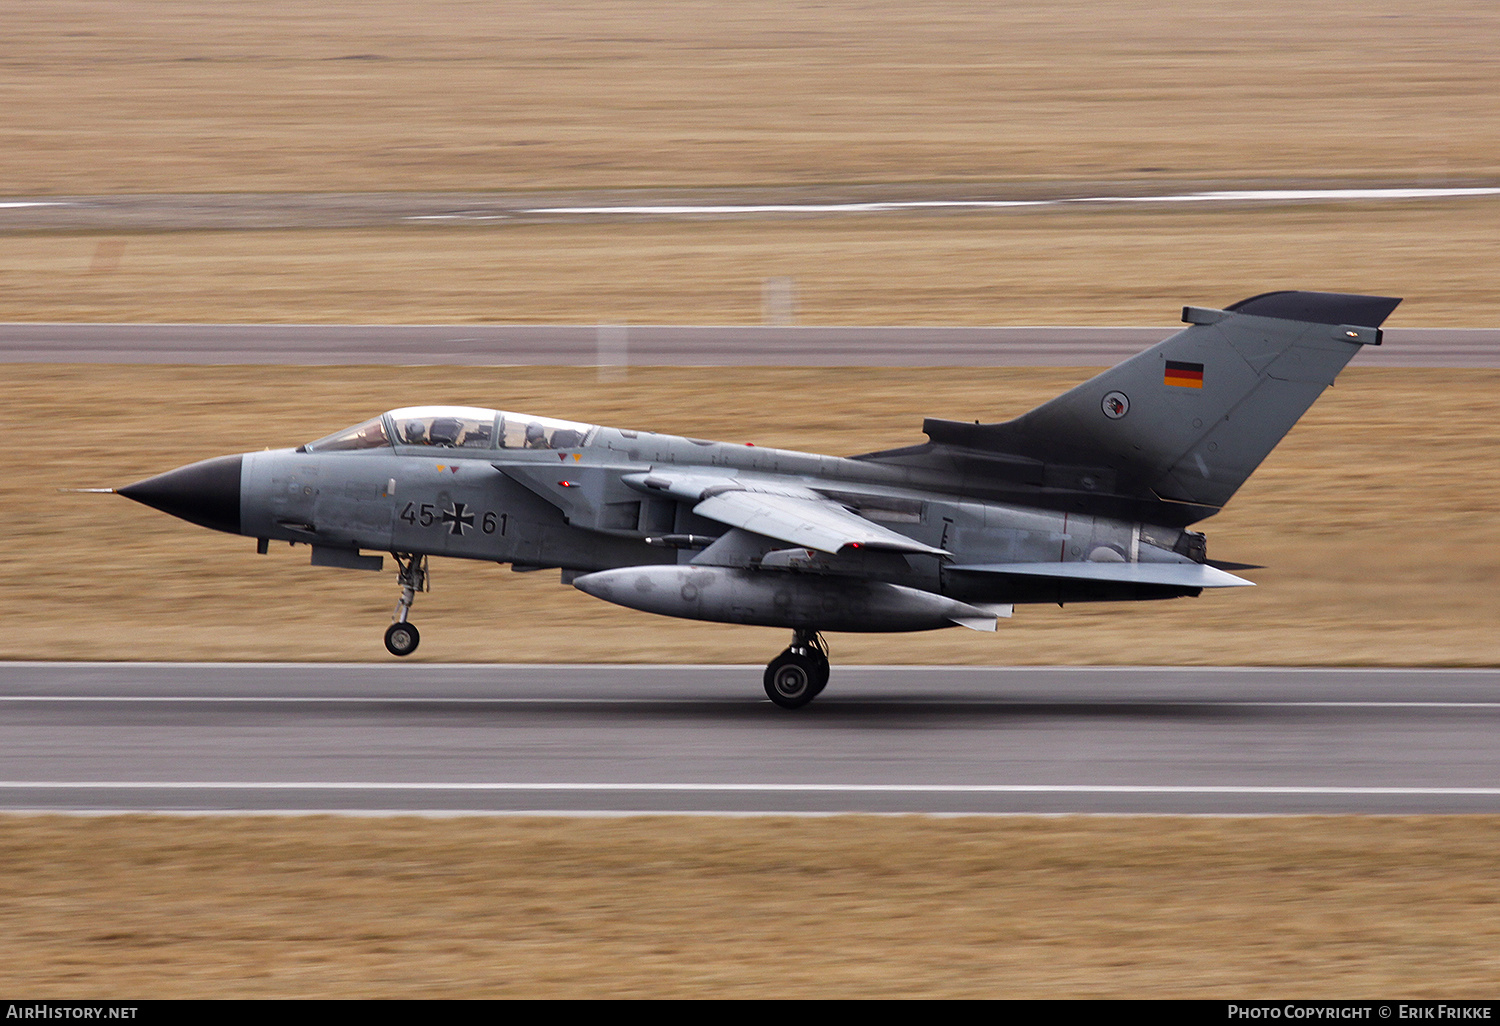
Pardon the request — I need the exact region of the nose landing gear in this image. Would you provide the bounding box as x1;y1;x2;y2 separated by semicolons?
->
763;630;830;709
384;553;428;657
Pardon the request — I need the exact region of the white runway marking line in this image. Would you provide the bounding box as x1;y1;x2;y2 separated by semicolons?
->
5;661;1499;674
3;782;1500;796
4;695;1500;709
517;187;1500;217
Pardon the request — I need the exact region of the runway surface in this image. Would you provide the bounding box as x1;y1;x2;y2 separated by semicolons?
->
3;323;1496;367
4;662;1499;815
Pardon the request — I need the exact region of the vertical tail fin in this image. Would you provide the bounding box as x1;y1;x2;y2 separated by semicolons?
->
921;291;1400;509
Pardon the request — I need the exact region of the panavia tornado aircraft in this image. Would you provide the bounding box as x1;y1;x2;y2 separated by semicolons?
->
117;290;1398;708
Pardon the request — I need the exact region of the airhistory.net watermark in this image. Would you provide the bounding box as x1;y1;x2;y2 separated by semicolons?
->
6;1007;138;1020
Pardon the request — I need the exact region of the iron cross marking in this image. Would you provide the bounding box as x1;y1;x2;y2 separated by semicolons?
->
441;502;476;536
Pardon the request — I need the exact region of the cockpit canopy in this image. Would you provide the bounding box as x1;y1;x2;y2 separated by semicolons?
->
304;406;597;453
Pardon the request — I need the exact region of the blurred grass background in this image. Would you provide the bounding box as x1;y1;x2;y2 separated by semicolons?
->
6;0;1497;194
4;814;1499;998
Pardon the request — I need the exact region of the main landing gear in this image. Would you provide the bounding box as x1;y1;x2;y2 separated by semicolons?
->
764;630;830;710
384;552;429;657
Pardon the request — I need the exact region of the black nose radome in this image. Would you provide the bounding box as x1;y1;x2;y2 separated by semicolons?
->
119;454;243;535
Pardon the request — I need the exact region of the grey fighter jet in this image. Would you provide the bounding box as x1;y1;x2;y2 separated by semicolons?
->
118;290;1398;708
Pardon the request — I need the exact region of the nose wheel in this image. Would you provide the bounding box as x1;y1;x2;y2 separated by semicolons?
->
763;630;830;709
385;552;429;657
384;621;421;657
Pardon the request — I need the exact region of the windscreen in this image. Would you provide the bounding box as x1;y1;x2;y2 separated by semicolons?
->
303;416;392;452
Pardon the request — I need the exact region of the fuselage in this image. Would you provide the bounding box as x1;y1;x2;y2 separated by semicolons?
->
125;404;1209;633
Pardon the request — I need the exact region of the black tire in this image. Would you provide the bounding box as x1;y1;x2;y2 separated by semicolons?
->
384;621;421;657
764;650;821;709
809;657;830;698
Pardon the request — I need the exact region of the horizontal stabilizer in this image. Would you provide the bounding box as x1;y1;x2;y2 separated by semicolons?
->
1206;559;1265;571
949;561;1254;588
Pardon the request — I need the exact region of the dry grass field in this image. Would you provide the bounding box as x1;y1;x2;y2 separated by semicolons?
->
6;0;1500;1000
5;1;1498;194
3;814;1499;998
1;200;1497;326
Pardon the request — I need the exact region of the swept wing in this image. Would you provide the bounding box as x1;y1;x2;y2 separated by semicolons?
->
693;489;948;556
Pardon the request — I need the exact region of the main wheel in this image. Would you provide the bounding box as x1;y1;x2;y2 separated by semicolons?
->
764;650;821;709
809;658;830;698
384;621;421;657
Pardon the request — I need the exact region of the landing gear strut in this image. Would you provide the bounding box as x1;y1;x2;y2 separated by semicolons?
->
763;630;830;709
385;553;428;657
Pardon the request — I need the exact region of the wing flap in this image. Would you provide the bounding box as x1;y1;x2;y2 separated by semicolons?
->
949;561;1254;588
693;490;948;556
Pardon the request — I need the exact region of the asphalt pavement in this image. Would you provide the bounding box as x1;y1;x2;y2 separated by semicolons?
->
4;662;1498;815
2;323;1495;366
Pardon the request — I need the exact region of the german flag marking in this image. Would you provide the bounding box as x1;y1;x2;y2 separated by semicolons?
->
1164;359;1204;388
